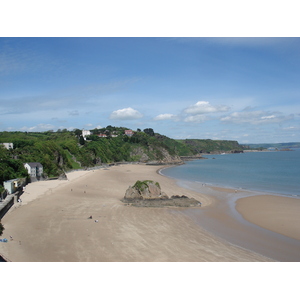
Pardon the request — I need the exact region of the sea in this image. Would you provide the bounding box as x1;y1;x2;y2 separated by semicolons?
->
161;149;300;261
161;149;300;197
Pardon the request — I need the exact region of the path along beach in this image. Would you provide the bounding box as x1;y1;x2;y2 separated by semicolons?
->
0;164;299;262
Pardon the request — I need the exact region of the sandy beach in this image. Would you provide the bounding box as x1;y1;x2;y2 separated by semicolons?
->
1;163;298;262
236;195;300;240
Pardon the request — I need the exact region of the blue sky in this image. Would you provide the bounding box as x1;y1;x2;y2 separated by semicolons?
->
1;37;300;143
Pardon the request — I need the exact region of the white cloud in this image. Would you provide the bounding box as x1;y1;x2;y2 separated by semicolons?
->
261;115;275;120
180;100;230;123
283;126;299;131
221;110;294;125
184;115;209;123
69;110;79;116
184;101;230;115
20;123;55;132
154;113;177;121
110;107;143;120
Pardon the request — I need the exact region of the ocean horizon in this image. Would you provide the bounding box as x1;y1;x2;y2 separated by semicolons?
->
161;149;300;197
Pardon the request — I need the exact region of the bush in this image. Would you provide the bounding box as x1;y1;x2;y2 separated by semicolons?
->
133;180;160;191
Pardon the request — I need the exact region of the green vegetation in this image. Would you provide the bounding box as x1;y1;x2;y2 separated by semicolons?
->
0;144;29;187
178;139;244;153
155;134;196;156
0;127;245;192
133;180;160;192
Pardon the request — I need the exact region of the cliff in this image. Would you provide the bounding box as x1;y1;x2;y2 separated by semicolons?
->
178;139;244;154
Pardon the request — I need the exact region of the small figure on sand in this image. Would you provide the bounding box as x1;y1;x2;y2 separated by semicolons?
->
95;220;98;223
88;215;92;219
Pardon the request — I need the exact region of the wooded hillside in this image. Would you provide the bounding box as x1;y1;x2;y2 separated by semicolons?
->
0;127;244;192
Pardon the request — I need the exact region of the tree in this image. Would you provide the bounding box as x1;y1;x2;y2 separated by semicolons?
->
0;222;4;236
79;135;85;145
74;129;82;137
144;128;155;136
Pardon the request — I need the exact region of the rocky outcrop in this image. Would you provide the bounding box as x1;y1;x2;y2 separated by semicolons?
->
130;146;182;165
123;180;201;207
154;147;182;164
58;172;68;180
124;180;168;200
130;147;150;163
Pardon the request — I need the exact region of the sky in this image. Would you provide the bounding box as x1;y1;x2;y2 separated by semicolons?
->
1;37;300;144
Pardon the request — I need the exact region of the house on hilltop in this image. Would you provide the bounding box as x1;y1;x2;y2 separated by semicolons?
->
125;130;134;137
24;162;43;180
82;130;91;140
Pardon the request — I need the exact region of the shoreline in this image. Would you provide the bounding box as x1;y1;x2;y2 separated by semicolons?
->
0;163;271;262
158;173;300;261
177;151;300;198
1;163;299;261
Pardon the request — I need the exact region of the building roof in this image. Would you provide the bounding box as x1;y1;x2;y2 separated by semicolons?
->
25;162;43;168
3;178;18;184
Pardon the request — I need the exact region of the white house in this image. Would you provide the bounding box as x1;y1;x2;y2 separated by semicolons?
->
24;162;43;178
0;143;13;150
82;130;91;139
3;179;19;194
3;178;26;194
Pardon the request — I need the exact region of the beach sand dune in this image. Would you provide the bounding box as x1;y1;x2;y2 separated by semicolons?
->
0;164;271;262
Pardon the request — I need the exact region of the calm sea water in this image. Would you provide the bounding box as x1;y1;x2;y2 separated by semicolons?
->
161;150;300;197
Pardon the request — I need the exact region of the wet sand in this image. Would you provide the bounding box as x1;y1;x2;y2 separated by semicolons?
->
236;195;300;240
175;180;300;261
0;164;272;262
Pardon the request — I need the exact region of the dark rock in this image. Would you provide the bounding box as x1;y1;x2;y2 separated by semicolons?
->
123;180;201;208
124;180;167;200
58;172;68;180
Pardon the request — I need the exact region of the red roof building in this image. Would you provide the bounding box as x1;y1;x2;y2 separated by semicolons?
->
124;130;134;137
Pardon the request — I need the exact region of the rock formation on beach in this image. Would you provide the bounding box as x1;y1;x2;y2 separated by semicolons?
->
123;180;201;207
124;180;168;200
